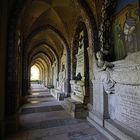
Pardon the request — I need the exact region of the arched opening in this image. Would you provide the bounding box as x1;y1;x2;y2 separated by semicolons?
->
23;25;70;96
30;65;40;83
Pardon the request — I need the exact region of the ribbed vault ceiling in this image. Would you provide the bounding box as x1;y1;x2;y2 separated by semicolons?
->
21;0;79;40
10;0;97;73
17;0;81;69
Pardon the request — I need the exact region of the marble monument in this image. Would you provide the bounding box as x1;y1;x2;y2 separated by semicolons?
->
88;51;140;140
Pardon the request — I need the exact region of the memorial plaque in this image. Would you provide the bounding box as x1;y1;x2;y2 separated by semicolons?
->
114;84;140;135
76;30;85;79
71;81;85;103
71;30;86;103
74;84;84;97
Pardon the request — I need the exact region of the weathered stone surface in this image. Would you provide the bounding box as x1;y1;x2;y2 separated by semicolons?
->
111;51;140;84
63;98;88;119
109;84;140;136
88;52;140;140
92;80;104;114
71;80;85;103
57;92;65;101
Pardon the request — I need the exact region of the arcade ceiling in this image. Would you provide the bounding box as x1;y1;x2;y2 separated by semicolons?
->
9;0;102;70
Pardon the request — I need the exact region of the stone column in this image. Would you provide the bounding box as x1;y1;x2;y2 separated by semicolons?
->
5;0;26;134
23;57;30;96
88;79;110;127
65;48;71;97
6;47;20;134
6;33;20;134
0;0;7;138
92;80;104;126
87;47;94;107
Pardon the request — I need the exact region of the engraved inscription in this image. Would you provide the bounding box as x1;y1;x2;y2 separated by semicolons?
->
77;51;84;67
115;84;140;133
74;84;84;97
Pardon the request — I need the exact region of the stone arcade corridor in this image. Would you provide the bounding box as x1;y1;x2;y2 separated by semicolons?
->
6;84;108;140
0;0;140;140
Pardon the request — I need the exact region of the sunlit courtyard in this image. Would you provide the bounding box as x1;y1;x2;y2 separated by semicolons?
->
30;65;40;81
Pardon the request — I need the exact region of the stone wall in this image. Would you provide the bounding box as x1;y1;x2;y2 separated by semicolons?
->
0;0;7;139
109;84;140;136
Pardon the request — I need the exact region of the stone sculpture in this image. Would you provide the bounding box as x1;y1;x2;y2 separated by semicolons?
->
95;50;140;89
95;51;115;94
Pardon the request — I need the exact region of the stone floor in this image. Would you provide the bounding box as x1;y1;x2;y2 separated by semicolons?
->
6;84;108;140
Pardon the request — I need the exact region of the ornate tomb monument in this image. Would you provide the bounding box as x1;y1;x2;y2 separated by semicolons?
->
88;51;140;140
65;30;88;118
71;30;85;103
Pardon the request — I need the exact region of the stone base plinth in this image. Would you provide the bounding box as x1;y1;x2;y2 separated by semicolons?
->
87;116;118;140
71;94;84;104
88;111;104;126
50;89;65;101
50;89;58;99
104;119;140;140
62;98;88;119
57;92;65;101
87;112;140;140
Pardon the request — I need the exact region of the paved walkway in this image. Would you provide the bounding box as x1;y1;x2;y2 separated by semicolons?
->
6;84;108;140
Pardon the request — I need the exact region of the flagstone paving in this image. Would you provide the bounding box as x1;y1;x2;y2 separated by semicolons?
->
6;84;108;140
